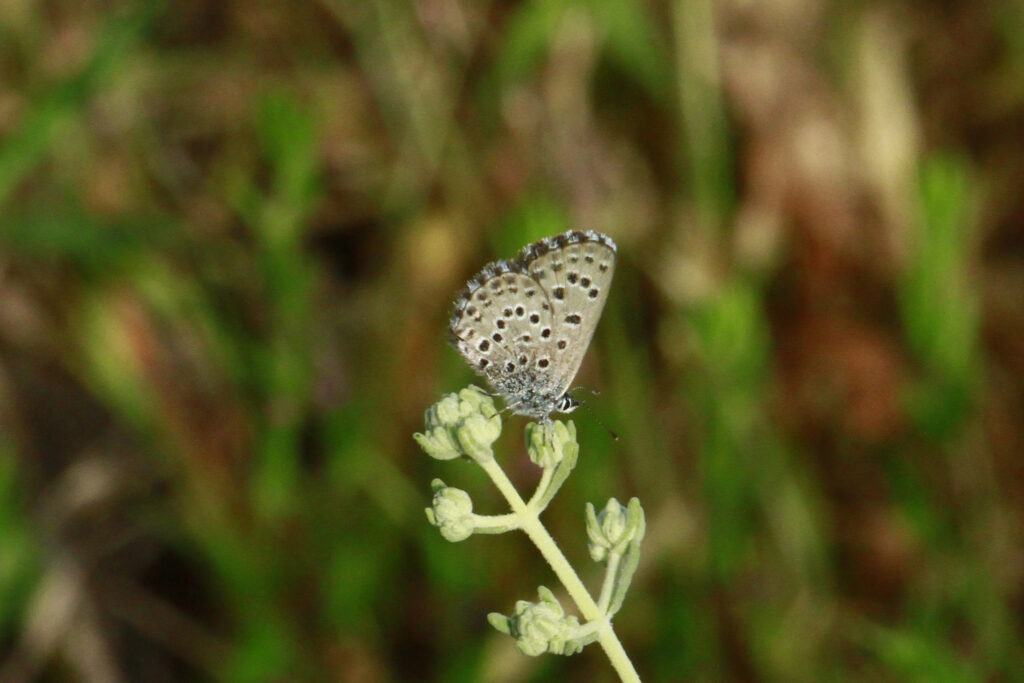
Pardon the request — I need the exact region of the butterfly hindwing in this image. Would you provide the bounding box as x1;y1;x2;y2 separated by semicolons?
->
450;267;554;385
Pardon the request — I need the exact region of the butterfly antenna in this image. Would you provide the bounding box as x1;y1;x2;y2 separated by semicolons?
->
576;396;619;441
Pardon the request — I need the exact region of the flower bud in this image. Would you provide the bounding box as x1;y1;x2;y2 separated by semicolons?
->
525;420;578;469
586;498;633;562
456;413;501;463
425;480;475;542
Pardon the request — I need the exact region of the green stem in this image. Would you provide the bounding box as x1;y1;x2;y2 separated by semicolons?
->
526;467;555;510
472;512;519;530
597;552;622;615
479;459;641;682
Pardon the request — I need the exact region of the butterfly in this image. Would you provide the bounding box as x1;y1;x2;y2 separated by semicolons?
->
448;231;616;420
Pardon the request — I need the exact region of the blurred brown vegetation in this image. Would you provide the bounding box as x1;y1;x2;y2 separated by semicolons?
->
1;0;1023;681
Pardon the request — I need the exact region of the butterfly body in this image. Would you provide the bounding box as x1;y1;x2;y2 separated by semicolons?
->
448;230;616;420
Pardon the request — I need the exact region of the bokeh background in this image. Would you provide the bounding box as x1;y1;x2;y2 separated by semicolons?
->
1;0;1023;681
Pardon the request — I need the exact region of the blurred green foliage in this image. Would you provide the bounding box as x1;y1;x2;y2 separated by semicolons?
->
0;443;37;634
1;0;1022;681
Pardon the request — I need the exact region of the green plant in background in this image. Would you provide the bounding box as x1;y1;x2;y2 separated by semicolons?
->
0;443;38;638
900;152;980;440
415;386;645;681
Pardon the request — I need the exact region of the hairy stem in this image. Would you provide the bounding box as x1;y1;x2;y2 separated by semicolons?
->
597;552;622;615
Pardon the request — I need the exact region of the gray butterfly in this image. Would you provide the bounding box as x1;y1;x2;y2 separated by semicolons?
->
449;230;617;420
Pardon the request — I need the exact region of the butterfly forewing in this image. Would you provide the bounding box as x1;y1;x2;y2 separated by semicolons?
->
522;234;616;399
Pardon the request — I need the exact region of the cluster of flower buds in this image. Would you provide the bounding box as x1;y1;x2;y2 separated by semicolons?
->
488;587;591;656
424;480;475;542
586;498;642;562
414;386;501;463
525;420;579;469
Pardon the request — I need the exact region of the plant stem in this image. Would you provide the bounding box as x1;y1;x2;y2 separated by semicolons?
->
598;552;622;615
526;467;555;509
479;458;641;682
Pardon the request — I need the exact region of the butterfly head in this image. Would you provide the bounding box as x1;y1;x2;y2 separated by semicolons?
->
555;393;580;414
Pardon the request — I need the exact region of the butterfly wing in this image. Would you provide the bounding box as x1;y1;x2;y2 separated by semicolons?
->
520;231;616;397
449;263;556;397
